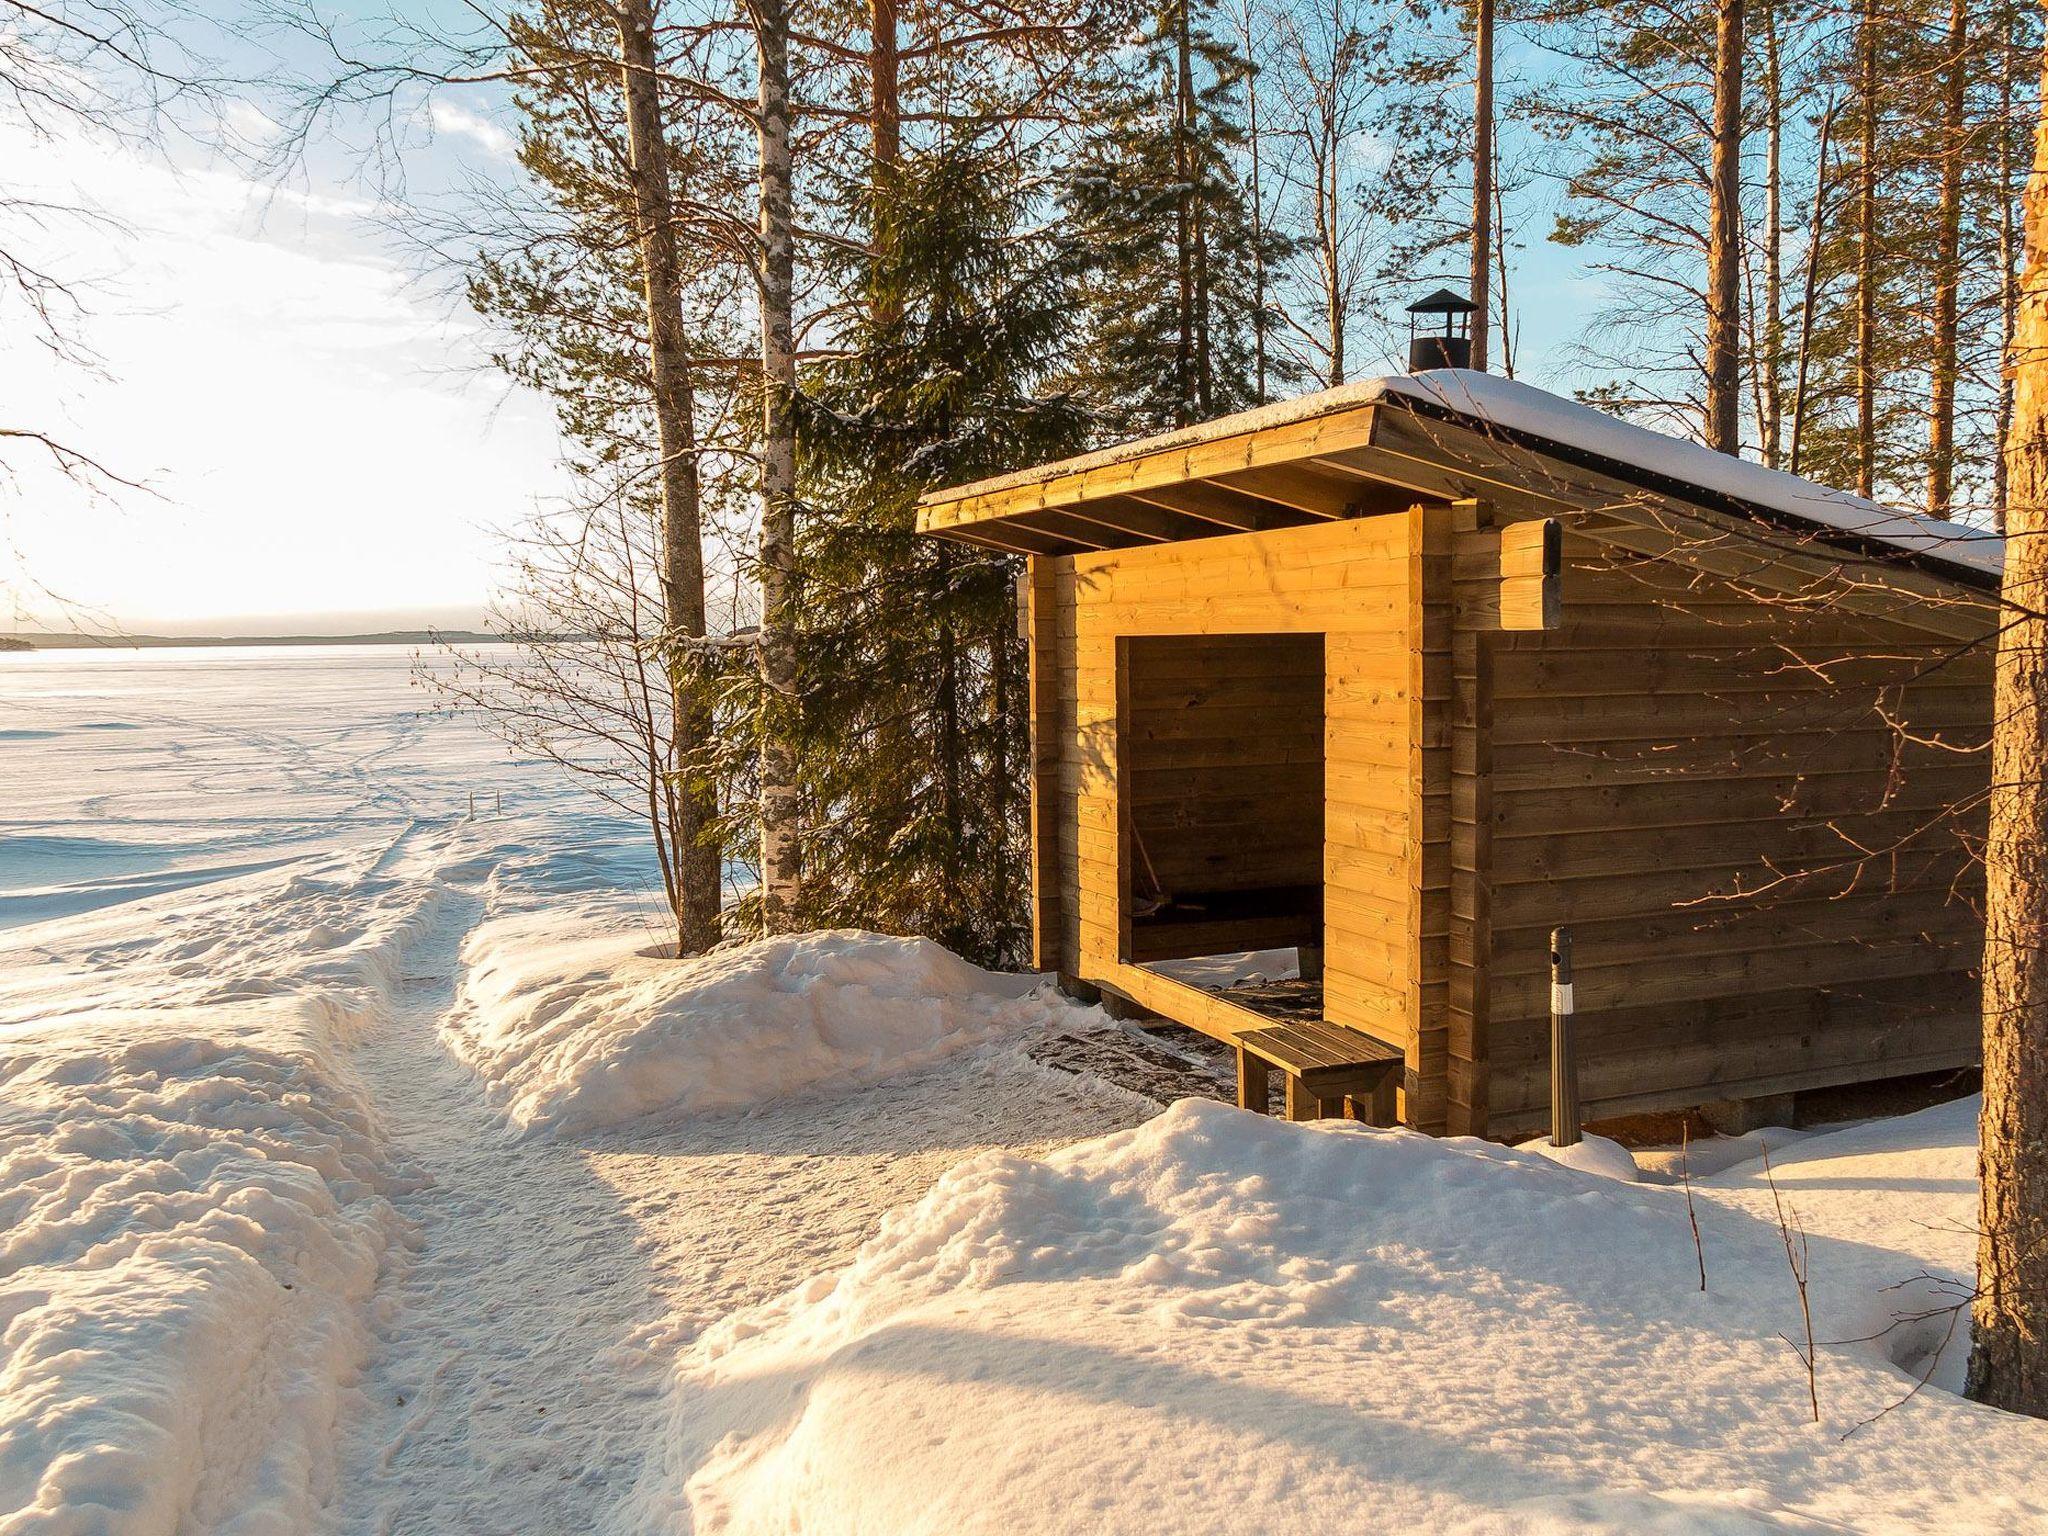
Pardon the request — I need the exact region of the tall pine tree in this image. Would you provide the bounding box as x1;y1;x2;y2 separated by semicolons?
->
790;137;1087;964
1067;0;1280;436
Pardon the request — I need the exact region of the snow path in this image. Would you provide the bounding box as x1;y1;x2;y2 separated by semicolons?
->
331;873;683;1535
330;866;1150;1534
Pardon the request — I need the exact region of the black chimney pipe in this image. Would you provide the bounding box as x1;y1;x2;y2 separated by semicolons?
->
1405;289;1479;373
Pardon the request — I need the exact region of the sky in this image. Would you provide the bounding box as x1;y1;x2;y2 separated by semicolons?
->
0;20;1607;635
0;85;569;636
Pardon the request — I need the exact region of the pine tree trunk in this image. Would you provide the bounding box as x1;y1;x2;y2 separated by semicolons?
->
1968;33;2048;1417
1996;2;2022;535
1855;0;1879;498
1759;0;1783;468
753;0;802;931
868;0;901;335
989;616;1018;961
869;0;899;175
1470;0;1494;374
1926;0;1968;519
936;546;963;924
616;0;721;955
1704;0;1745;454
1243;4;1269;406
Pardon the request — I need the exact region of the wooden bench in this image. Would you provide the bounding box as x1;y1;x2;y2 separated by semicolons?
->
1233;1019;1404;1126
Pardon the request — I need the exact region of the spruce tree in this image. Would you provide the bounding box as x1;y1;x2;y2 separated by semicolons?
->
1067;0;1282;437
790;137;1087;965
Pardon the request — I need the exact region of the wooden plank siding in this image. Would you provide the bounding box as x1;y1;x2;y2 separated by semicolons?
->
1040;512;1433;1095
1122;633;1324;962
1469;518;1992;1139
1447;499;1498;1135
994;402;1994;1143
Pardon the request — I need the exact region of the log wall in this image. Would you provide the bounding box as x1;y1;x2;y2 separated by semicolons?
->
1033;512;1439;1105
1461;516;1991;1138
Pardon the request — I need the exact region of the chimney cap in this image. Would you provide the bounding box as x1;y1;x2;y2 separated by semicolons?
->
1405;288;1478;316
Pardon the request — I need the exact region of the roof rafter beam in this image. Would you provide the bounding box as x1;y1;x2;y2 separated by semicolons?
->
940;521;1089;557
1208;463;1358;519
1013;508;1159;551
1120;481;1315;533
1043;499;1192;544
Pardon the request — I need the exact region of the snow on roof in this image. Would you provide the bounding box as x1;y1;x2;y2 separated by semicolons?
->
926;369;2004;581
1389;370;2003;579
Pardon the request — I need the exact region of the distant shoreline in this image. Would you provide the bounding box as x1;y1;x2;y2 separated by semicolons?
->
3;630;501;652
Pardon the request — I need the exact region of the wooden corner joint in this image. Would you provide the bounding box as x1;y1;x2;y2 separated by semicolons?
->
1499;516;1562;632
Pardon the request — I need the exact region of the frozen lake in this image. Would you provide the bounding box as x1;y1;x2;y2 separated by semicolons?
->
0;644;665;928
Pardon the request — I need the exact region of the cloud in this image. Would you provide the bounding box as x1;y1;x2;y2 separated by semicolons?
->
429;100;517;159
224;99;285;150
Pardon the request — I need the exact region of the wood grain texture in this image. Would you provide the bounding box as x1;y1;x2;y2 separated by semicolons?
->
1054;514;1423;1098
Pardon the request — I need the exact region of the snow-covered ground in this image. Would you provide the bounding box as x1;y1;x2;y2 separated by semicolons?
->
629;1094;2046;1536
3;647;2043;1535
0;648;1144;1532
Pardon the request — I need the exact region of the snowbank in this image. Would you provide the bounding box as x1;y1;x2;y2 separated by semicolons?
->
0;852;434;1535
1519;1131;1639;1182
626;1098;2047;1536
443;920;1092;1138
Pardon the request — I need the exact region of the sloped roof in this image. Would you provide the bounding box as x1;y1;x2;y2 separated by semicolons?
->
921;369;2003;582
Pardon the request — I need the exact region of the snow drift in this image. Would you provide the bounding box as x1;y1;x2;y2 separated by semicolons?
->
0;850;435;1536
443;920;1094;1138
625;1097;2048;1536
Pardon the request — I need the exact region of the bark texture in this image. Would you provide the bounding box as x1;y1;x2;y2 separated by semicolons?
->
616;0;722;954
1469;0;1494;375
1969;33;2048;1419
1704;0;1744;454
1926;0;1968;518
1757;0;1783;467
1854;0;1878;497
753;0;802;930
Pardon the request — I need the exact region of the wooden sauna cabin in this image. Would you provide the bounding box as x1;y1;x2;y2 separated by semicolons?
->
914;369;2005;1140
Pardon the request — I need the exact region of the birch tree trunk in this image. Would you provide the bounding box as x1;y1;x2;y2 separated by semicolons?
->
1969;29;2048;1421
1322;144;1343;386
1704;0;1745;454
1469;0;1494;374
615;0;722;955
1788;98;1836;479
753;0;802;931
1926;0;1968;519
